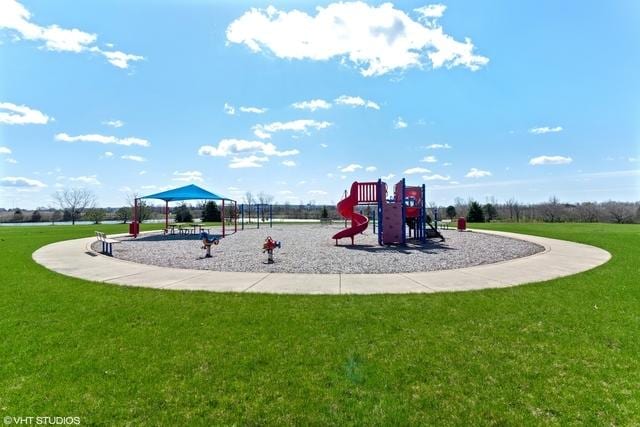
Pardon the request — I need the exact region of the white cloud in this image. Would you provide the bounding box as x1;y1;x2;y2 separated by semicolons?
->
404;167;430;174
5;158;18;164
529;126;563;134
0;0;144;69
139;170;147;175
308;190;328;195
226;2;488;77
334;95;380;110
0;147;11;154
103;151;113;158
121;155;146;162
340;163;362;173
443;162;452;166
0;176;46;188
425;143;451;149
365;166;377;172
282;160;296;167
381;173;395;180
239;106;267;114
69;175;100;185
279;190;293;195
320;143;328;148
414;4;447;20
253;119;332;139
0;102;51;125
173;170;204;183
229;155;269;168
420;155;437;163
422;174;449;181
394;117;408;129
292;99;332;111
224;102;236;115
103;119;124;128
465;168;492;178
198;138;298;157
529;155;573;165
628;157;638;163
55;133;150;147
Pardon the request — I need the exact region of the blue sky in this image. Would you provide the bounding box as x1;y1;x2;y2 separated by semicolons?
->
1;0;638;209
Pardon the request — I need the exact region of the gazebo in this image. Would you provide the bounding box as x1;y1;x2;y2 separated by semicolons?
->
131;184;237;237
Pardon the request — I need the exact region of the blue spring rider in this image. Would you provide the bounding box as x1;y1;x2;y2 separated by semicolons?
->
200;231;220;258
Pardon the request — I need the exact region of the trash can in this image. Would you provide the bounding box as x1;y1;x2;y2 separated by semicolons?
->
129;221;139;236
457;217;466;231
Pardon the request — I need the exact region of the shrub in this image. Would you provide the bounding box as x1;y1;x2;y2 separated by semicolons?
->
467;201;485;223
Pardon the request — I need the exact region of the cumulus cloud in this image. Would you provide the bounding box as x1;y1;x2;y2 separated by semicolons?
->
103;119;124;128
55;133;150;147
239;106;267;114
0;102;51;125
529;155;572;165
529;126;563;134
6;158;18;164
414;4;447;20
229;155;269;169
253;119;331;139
404;167;430;174
465;167;492;178
223;103;236;115
0;146;12;154
425;143;451;149
121;155;146;162
173;170;204;182
103;151;113;158
394;117;408;129
282;160;296;167
334;95;380;110
0;0;144;69
292;99;332;111
69;175;100;185
365;166;377;172
320;143;329;148
226;2;488;77
420;155;437;163
422;174;449;181
381;173;395;180
198;138;299;157
340;163;362;173
0;176;46;188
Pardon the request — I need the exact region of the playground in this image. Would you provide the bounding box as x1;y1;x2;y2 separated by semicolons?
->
97;224;544;274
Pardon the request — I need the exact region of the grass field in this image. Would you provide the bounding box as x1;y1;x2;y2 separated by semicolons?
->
1;223;639;425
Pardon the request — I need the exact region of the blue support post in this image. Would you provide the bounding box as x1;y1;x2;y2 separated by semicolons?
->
269;204;273;228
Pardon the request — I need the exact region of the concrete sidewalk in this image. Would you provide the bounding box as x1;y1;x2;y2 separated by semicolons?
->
32;230;611;295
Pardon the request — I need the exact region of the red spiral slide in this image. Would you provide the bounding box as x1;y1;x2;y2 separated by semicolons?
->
332;183;369;245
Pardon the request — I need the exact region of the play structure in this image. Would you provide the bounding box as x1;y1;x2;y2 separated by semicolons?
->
332;178;444;245
199;231;220;258
262;236;281;264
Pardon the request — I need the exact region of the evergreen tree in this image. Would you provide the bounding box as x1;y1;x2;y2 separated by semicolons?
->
467;201;485;223
201;201;221;222
483;203;498;222
174;204;193;222
446;205;457;220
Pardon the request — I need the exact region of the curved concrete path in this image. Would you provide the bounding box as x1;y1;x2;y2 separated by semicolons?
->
32;230;610;295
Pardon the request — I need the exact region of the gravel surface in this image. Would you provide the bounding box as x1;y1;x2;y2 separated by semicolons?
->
96;225;544;274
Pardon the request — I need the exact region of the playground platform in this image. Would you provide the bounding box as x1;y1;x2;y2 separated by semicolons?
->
32;230;610;295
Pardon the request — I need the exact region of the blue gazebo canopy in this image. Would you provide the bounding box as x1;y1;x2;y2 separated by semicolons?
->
140;184;231;202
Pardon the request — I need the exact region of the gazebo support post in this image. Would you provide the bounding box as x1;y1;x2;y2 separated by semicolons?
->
222;199;225;237
234;201;237;233
165;200;168;232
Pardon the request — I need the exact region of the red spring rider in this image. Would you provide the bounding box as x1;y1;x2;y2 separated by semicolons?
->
262;236;281;264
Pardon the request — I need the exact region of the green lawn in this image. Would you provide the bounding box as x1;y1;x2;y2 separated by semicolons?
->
1;223;639;425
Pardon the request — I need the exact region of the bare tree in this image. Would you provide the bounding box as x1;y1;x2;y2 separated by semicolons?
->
53;188;96;225
540;195;563;222
256;192;275;221
603;201;634;224
126;192;152;222
243;192;254;223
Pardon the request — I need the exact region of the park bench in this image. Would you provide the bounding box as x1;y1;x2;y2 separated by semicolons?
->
95;231;120;256
440;219;452;230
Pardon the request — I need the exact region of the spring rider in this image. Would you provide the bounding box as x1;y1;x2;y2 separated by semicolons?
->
262;236;281;264
200;231;220;258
